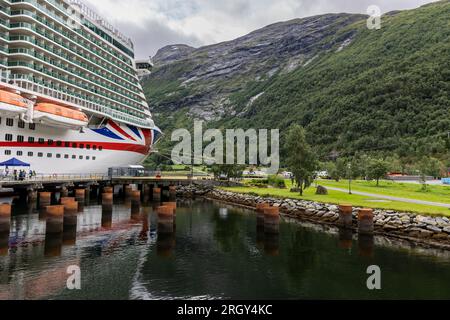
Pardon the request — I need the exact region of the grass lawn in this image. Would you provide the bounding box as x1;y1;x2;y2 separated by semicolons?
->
317;179;450;204
223;180;450;216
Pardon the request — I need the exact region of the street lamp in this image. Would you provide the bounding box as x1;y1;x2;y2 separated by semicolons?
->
348;163;352;195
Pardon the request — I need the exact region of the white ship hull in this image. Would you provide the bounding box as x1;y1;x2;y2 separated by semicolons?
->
0;117;158;174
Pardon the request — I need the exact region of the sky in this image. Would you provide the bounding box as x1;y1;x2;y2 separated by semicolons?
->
82;0;438;59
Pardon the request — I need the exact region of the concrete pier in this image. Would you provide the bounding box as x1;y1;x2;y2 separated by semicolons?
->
39;192;52;209
169;185;177;200
153;187;162;201
103;186;114;194
27;189;38;204
63;200;78;228
338;204;353;228
124;185;133;198
75;189;85;203
256;203;270;227
157;206;175;234
264;207;280;234
358;208;374;235
60;187;69;198
102;193;113;229
46;205;64;234
131;190;141;219
0;203;11;233
0;231;8;256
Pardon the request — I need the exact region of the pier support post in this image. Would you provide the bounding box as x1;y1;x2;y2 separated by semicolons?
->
39;192;52;209
169;185;177;200
103;186;114;194
63;200;78;246
27;189;38;204
358;208;374;235
256;202;270;227
338;204;353;228
157;206;175;234
143;184;151;203
63;200;78;227
46;205;64;234
124;185;133;198
0;230;8;256
264;207;280;234
75;189;85;203
102;193;113;229
153;187;161;201
0;203;11;233
61;187;69;198
131;191;141;219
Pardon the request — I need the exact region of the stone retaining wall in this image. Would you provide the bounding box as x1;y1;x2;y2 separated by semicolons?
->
177;185;450;249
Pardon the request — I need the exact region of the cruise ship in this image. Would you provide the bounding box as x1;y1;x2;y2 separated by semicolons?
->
0;0;161;174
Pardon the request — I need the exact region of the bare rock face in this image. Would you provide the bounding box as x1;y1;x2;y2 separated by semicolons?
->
145;13;365;121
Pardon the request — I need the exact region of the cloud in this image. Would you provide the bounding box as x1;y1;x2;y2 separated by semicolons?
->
82;0;438;58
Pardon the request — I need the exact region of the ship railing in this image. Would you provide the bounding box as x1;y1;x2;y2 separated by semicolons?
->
0;173;109;183
0;72;153;128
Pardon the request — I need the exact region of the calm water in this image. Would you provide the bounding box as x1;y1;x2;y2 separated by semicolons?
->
1;196;450;300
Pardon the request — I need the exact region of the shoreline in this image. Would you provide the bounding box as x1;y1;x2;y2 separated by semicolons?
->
177;184;450;251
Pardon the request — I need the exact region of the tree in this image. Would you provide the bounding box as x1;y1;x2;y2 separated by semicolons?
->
285;125;318;196
367;159;390;186
211;164;244;181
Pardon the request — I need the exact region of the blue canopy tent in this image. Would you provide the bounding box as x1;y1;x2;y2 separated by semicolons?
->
0;158;31;167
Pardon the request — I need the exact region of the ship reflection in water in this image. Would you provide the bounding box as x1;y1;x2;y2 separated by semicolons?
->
1;198;450;300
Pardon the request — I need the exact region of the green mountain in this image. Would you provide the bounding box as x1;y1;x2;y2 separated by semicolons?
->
144;1;450;164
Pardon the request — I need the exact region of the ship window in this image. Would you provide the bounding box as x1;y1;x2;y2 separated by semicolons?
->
98;146;103;151
17;151;23;156
17;135;24;143
6;118;13;127
28;137;35;143
38;153;43;158
72;155;76;159
86;144;91;150
79;144;84;149
38;138;45;144
5;134;12;141
28;152;33;157
5;150;11;155
48;140;54;146
72;143;77;148
47;153;52;158
64;155;69;159
56;154;61;159
18;121;25;129
56;141;62;147
93;145;97;151
79;155;83;160
93;157;96;160
29;123;36;130
65;142;70;147
86;156;90;160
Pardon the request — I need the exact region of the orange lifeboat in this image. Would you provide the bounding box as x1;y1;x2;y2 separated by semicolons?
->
33;103;89;130
0;89;30;115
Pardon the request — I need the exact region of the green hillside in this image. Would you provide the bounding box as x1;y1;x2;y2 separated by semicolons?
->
144;1;450;165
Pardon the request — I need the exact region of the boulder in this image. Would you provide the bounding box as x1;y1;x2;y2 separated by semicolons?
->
315;186;328;195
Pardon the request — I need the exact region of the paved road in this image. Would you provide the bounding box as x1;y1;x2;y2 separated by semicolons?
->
326;187;450;209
